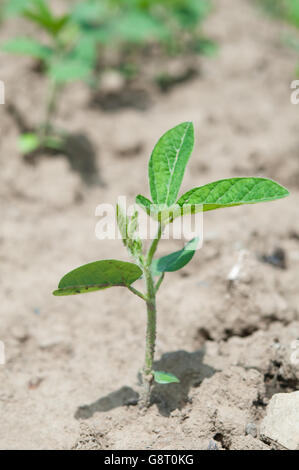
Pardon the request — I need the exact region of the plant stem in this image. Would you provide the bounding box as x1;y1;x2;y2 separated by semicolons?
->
155;272;165;293
39;79;60;147
146;222;163;266
140;222;164;407
141;266;157;407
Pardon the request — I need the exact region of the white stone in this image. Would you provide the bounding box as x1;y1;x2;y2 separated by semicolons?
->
260;392;299;450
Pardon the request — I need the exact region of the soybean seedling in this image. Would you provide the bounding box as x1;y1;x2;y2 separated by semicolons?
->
53;122;289;407
259;0;299;75
3;0;97;155
70;0;215;85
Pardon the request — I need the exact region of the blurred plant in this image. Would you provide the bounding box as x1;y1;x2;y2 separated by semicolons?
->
260;0;299;27
259;0;299;74
71;0;216;83
73;0;213;50
53;121;289;407
2;0;215;153
2;0;97;155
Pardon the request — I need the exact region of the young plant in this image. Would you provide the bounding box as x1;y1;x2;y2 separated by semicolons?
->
2;0;97;155
70;0;215;80
52;122;289;407
259;0;299;74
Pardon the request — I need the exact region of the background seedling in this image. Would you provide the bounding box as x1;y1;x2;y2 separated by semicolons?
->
53;122;289;407
259;0;299;74
2;0;215;154
67;0;215;88
2;0;97;155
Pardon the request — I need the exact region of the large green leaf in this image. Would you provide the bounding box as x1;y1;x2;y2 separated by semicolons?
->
53;260;142;296
152;237;199;276
177;177;289;212
149;122;194;207
3;38;53;60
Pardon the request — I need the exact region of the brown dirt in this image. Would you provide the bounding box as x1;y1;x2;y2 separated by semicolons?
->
0;0;299;450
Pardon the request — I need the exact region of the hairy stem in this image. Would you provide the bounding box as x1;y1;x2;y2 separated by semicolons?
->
140;222;163;407
140;266;156;407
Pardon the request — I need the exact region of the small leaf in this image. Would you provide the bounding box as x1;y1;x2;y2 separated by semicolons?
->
3;38;53;60
18;133;40;154
44;135;64;151
136;195;183;224
154;371;180;384
23;0;69;36
149;122;194;207
53;260;142;296
117;205;143;258
116;204;129;245
177;177;289;212
152;237;199;276
136;194;153;216
127;211;139;240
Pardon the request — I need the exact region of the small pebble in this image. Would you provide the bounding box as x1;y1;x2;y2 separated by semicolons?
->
261;247;287;270
245;422;258;438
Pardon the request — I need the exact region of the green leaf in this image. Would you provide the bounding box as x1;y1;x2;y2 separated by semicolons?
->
18;133;40;154
136;195;183;224
48;58;92;83
71;35;97;66
3;38;53;61
177;177;289;212
116;205;143;258
3;0;29;16
116;204;129;244
152;237;199;276
149;122;194;207
23;0;69;36
44;135;64;151
154;371;180;384
193;38;218;56
53;260;142;296
112;11;169;44
71;0;109;23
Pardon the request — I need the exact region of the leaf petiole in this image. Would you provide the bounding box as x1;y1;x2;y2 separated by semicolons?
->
127;285;147;302
154;272;165;294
